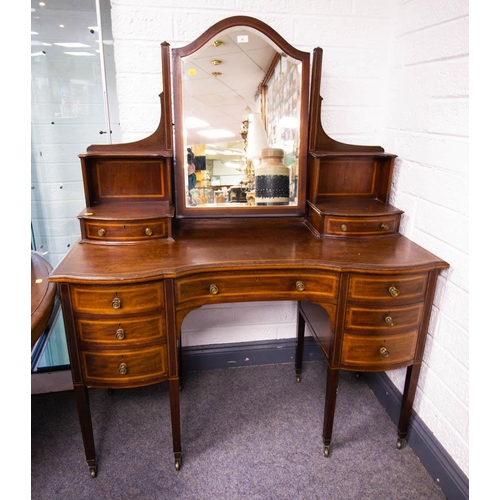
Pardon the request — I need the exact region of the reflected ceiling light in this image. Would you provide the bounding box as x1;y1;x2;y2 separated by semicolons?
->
185;117;209;129
39;2;46;6
31;51;47;57
55;42;91;48
31;41;51;46
59;24;65;28
32;31;39;35
197;129;235;139
63;51;95;56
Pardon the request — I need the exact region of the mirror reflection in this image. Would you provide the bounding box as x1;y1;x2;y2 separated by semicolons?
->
180;27;302;208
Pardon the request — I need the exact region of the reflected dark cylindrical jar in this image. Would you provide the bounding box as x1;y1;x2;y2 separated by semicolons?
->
255;148;290;206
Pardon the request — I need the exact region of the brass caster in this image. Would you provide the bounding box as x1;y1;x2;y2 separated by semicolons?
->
89;466;97;478
296;374;301;383
396;438;403;450
323;445;330;457
174;458;182;471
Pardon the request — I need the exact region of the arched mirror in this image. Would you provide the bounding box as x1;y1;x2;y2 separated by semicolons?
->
172;16;310;217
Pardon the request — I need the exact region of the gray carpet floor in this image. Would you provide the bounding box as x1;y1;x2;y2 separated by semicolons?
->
31;362;446;499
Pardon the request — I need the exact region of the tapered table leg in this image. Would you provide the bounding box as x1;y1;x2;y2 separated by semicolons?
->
295;306;305;382
168;377;182;470
397;364;421;449
322;366;340;457
178;336;183;391
73;384;97;478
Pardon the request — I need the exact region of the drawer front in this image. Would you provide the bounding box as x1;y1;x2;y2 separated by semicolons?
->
325;215;400;236
341;332;418;370
76;314;165;345
81;345;168;386
176;271;339;306
348;273;428;303
82;219;170;242
71;282;164;315
345;303;424;333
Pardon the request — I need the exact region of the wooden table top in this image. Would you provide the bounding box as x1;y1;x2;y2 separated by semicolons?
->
50;219;449;284
31;252;57;347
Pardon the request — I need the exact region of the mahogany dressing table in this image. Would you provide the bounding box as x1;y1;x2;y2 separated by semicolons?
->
49;16;448;477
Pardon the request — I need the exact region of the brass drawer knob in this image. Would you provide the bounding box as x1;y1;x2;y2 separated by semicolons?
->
118;362;128;375
340;224;348;232
115;327;125;340
209;284;219;295
379;347;390;358
111;297;121;309
384;316;395;327
295;281;305;292
388;286;400;297
380;223;389;231
97;228;106;237
144;227;153;236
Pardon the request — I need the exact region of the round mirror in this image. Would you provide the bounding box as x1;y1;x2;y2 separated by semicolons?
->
172;16;310;217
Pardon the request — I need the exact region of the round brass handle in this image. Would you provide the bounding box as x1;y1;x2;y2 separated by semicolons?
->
340;224;348;232
115;327;125;340
380;223;389;231
97;228;106;237
118;362;128;375
384;316;395;327
144;227;153;236
388;286;400;298
295;281;305;292
379;347;390;358
111;297;121;309
209;284;219;295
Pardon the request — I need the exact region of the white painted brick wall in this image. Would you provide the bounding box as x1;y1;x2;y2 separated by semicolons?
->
382;0;469;479
106;0;468;477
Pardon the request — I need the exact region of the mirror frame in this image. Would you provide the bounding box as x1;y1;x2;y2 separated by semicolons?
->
172;16;310;218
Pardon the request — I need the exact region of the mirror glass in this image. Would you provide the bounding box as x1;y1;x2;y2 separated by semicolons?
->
173;19;309;216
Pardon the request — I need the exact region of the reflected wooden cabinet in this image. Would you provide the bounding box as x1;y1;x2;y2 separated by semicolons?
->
50;16;448;477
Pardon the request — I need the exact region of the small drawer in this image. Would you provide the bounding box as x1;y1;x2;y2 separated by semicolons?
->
348;273;428;303
341;332;418;370
71;282;164;315
76;314;165;345
81;345;168;386
325;215;400;236
81;218;171;242
176;271;339;307
345;303;424;333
